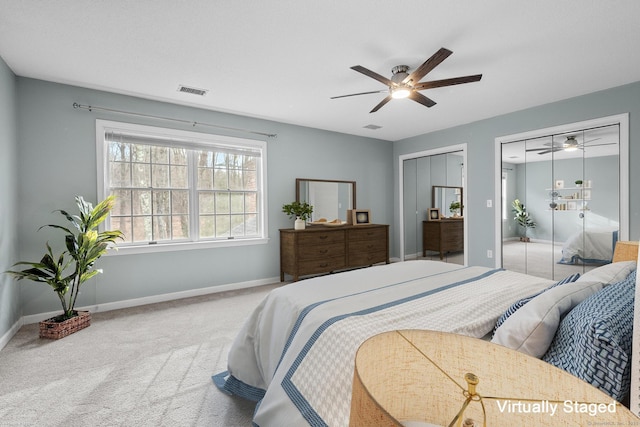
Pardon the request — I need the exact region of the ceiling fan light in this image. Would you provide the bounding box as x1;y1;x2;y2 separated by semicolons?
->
563;136;579;151
391;86;411;99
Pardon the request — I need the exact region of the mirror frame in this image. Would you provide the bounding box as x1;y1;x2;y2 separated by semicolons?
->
432;185;464;217
296;178;357;219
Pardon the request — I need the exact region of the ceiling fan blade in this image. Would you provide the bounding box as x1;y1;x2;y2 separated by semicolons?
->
536;150;556;155
413;74;483;90
582;137;602;144
402;47;453;85
351;65;394;86
408;91;436;108
330;90;388;99
370;95;393;113
582;142;617;147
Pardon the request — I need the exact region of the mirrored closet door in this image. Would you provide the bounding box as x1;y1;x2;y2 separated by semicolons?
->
500;123;622;280
403;150;464;263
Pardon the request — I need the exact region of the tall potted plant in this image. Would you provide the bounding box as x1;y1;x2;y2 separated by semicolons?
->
512;199;536;242
6;195;123;339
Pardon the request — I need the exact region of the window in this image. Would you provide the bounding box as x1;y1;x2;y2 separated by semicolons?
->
96;120;267;252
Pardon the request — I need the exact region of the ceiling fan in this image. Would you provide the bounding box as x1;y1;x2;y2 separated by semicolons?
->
330;47;482;113
526;135;615;155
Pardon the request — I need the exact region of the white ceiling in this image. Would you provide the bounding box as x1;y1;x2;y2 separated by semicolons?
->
1;1;640;142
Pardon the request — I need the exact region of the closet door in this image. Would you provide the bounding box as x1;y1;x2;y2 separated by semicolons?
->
502;124;621;280
403;158;418;260
551;132;585;280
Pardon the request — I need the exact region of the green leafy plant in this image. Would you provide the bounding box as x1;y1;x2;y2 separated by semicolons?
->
282;201;314;221
512;199;536;229
449;201;462;214
574;179;583;185
6;195;123;320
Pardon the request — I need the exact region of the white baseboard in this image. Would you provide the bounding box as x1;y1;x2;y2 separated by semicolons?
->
18;276;280;326
0;317;23;351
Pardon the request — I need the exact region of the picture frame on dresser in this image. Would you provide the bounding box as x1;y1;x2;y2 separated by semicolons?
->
352;209;371;225
428;208;440;221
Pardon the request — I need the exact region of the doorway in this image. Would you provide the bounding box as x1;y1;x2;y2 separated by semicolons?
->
495;114;629;280
399;144;467;263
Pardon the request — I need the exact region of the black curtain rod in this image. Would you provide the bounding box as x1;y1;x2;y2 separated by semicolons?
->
72;103;277;138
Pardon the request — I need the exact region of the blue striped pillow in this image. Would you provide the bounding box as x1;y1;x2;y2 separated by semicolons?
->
493;273;580;335
542;270;636;401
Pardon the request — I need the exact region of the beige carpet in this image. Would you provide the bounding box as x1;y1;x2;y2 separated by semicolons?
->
502;240;597;280
0;284;281;427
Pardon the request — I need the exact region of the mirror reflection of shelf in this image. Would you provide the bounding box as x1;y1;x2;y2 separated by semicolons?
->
546;183;592;211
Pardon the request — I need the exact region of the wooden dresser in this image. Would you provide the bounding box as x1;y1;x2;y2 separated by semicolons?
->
422;219;464;259
280;224;389;281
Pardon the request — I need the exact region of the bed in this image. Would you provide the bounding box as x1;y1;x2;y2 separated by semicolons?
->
214;260;637;427
558;228;619;265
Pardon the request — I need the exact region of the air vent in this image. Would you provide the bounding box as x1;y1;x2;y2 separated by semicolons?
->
177;85;209;96
363;124;382;130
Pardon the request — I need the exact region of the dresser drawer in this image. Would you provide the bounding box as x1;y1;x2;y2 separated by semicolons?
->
297;230;345;246
298;241;345;261
348;227;387;242
348;250;387;267
298;256;347;275
348;238;387;255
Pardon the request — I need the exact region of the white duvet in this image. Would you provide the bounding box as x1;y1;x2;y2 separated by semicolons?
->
559;228;618;265
219;261;555;427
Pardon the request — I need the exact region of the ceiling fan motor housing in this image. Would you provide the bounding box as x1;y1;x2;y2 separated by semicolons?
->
391;65;410;85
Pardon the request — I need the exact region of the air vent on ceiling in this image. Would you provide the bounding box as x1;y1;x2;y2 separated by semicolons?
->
177;85;209;96
363;124;382;130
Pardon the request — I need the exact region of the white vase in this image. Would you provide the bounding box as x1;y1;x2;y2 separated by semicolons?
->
294;217;305;230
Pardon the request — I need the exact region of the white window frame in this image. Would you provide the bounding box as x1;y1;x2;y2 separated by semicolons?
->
96;119;269;255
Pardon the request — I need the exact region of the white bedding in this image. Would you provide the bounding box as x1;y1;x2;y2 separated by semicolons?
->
218;261;556;427
559;228;618;265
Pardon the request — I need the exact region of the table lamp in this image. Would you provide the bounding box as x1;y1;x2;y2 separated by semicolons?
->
350;330;639;426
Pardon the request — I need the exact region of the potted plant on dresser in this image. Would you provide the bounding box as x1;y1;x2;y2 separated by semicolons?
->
6;195;123;339
282;201;313;230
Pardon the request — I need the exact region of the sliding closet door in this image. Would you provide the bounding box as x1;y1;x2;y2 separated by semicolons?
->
551;133;585;279
403;158;418;259
581;125;620;267
501;123;621;280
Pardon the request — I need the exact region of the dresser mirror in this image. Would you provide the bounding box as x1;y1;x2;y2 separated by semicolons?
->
296;178;356;222
432;185;463;217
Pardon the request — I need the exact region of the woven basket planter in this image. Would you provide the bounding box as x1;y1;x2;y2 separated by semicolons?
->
39;311;91;340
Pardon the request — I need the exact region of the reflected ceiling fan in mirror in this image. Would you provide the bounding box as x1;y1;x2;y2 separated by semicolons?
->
331;47;482;113
526;135;616;155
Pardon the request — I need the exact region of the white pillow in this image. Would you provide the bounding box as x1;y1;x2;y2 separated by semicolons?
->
576;261;636;285
491;280;604;358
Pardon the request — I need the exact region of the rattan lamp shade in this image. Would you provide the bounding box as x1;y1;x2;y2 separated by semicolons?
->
613;241;639;263
350;330;639;426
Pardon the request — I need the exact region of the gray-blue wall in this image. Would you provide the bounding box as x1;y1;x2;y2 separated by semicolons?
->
393;81;640;267
0;57;19;340
3;67;640;329
14;78;393;316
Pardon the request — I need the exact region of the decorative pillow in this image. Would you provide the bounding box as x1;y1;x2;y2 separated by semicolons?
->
493;273;581;334
491;279;603;358
576;261;636;286
542;270;636;401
